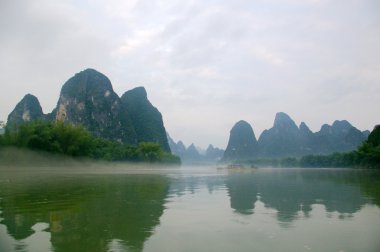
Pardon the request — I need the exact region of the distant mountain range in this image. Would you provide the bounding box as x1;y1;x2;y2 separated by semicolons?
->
224;112;370;160
167;134;224;163
7;69;170;152
5;69;372;162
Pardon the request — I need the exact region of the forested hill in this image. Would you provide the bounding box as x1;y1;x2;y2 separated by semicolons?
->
6;69;170;152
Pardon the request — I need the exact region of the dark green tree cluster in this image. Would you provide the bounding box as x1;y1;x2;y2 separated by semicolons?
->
1;121;94;156
299;152;358;168
354;125;380;168
0;121;180;164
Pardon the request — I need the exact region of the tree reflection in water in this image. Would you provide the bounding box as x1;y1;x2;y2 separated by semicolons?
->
0;168;379;252
0;174;170;252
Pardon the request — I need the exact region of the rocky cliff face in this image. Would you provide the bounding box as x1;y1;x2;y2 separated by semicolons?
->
121;87;170;152
53;69;137;144
7;69;170;151
7;94;44;128
223;120;259;161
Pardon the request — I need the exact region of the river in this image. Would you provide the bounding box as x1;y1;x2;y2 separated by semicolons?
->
0;166;379;252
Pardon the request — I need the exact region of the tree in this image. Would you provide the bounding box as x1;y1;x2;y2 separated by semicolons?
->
137;142;164;162
367;125;380;147
0;120;180;164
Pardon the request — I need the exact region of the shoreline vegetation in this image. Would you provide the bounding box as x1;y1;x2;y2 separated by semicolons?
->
0;121;180;165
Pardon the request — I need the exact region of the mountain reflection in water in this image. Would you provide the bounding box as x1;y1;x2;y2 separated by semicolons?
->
0;167;379;252
225;169;378;222
0;174;170;252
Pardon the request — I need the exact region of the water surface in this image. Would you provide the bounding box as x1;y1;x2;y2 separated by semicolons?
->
0;166;379;252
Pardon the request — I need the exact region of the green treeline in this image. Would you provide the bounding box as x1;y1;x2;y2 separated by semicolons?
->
0;121;180;164
249;146;379;169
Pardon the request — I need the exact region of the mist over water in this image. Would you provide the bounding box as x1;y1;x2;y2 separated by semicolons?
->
1;149;380;251
0;147;184;175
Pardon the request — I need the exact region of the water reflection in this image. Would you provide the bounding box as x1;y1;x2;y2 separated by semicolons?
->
0;168;379;252
0;175;170;252
224;169;380;223
225;174;257;215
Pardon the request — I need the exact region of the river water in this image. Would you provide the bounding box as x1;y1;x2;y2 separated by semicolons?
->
0;166;379;252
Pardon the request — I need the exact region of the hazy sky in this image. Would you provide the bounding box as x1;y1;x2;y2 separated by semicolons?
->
1;0;379;149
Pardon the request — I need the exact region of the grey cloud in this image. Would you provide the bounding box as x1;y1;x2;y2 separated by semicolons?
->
1;0;379;148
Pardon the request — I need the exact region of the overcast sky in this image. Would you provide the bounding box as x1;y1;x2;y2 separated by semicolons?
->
1;0;379;149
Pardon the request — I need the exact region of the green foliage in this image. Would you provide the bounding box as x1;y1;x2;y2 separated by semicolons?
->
298;145;380;169
136;142;163;162
355;142;380;168
134;142;180;163
0;120;180;164
367;125;380;147
1;121;93;157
